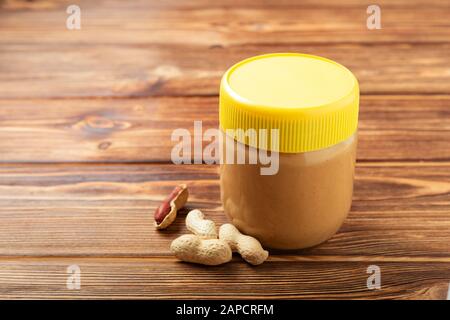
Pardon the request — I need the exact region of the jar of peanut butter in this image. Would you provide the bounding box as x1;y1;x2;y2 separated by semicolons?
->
219;53;359;250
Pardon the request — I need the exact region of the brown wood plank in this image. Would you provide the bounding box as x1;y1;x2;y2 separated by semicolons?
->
0;95;448;162
1;0;450;98
1;42;449;98
2;0;449;45
0;258;448;299
0;162;448;258
1;0;449;300
3;0;449;10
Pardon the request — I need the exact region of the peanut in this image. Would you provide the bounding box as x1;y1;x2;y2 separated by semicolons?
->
185;209;217;239
170;234;232;266
219;224;269;265
154;184;188;229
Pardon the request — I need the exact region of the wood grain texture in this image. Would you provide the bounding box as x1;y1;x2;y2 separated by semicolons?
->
0;0;449;300
1;43;450;98
0;163;448;258
2;0;449;45
0;95;449;162
0;258;448;299
1;0;450;98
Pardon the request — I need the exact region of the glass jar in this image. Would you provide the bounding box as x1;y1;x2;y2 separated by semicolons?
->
219;53;359;250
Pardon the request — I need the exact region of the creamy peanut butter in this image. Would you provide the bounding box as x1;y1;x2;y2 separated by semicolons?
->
220;133;357;249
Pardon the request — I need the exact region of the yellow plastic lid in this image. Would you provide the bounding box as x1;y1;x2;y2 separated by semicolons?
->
219;53;359;153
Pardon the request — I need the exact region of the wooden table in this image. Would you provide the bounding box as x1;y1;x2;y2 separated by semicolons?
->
0;0;449;299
